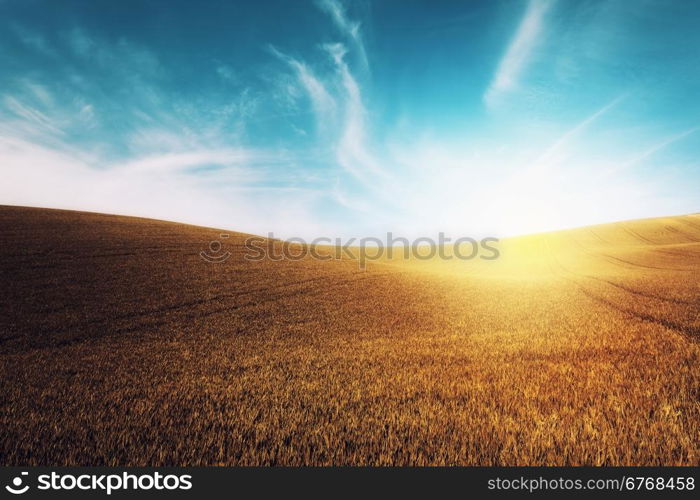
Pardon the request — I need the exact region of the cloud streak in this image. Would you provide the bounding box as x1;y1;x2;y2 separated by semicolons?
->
484;0;553;106
268;45;337;134
316;0;369;70
606;126;699;176
533;94;625;170
325;43;388;185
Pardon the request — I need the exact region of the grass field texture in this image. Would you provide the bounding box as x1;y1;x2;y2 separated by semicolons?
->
0;206;698;465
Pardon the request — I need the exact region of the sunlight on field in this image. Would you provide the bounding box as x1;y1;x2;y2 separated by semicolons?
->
374;215;700;464
0;207;698;465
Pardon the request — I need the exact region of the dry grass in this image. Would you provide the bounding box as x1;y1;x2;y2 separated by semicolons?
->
0;205;698;465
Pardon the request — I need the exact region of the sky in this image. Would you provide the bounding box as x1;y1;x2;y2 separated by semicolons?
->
0;0;699;239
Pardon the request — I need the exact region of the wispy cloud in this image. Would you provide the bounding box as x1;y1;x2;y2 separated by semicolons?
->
2;95;65;136
271;2;390;196
316;0;369;70
269;45;337;133
324;43;389;184
111;150;255;174
0;26;329;238
636;127;699;165
607;126;699;176
0;126;328;238
484;0;553;106
533;94;625;169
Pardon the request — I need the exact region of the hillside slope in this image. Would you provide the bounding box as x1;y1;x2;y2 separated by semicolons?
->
0;206;698;465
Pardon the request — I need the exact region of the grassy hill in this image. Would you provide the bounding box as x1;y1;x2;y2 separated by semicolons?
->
0;205;698;465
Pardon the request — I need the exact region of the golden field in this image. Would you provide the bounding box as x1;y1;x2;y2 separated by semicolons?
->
0;205;698;465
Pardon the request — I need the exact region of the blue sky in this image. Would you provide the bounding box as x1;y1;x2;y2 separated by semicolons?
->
1;0;698;239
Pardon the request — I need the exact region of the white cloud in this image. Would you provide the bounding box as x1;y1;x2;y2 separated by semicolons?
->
2;96;65;136
110;150;254;174
22;81;54;107
269;46;337;132
484;0;553;106
316;0;369;70
532;94;624;170
325;43;388;184
0;132;330;239
270;38;392;198
611;126;699;174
